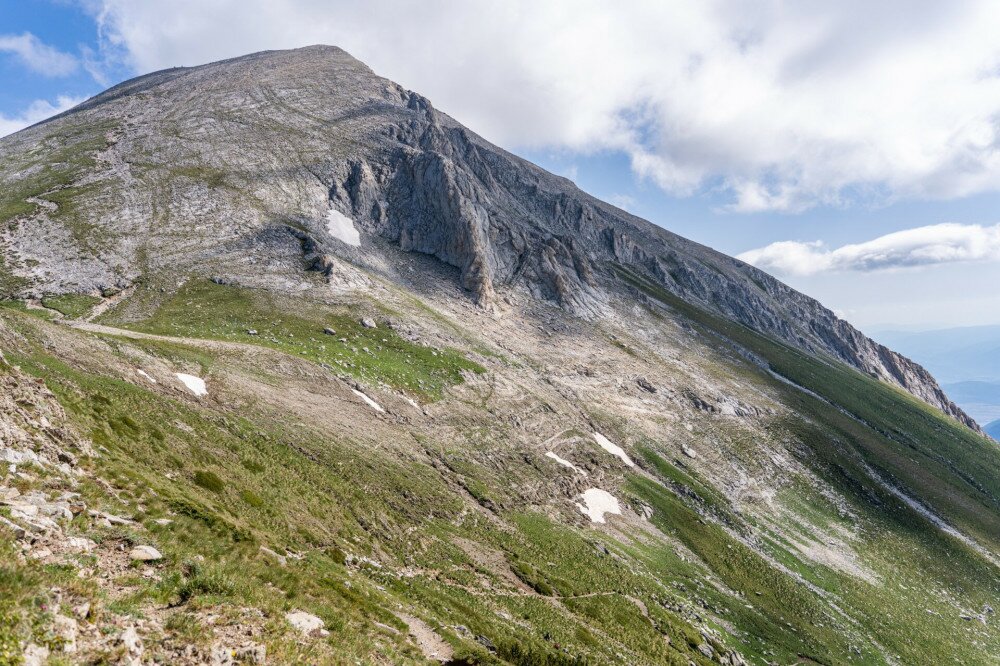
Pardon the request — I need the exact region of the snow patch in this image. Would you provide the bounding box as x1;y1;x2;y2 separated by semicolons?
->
352;389;384;413
592;432;635;467
545;452;587;476
175;373;207;397
576;488;621;523
136;369;156;383
327;208;361;246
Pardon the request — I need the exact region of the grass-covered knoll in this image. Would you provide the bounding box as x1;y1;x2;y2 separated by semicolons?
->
41;293;102;318
615;265;1000;552
116;279;484;400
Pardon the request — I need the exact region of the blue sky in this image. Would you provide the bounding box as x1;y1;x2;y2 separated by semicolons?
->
4;0;1000;331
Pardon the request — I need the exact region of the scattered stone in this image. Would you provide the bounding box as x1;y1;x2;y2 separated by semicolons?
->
246;329;258;336
361;317;377;329
53;614;78;653
88;509;133;525
22;643;49;666
636;376;657;393
323;327;336;336
260;545;287;566
0;515;26;539
154;518;173;526
697;642;714;658
286;610;328;637
29;547;52;560
120;626;144;666
129;545;163;561
211;644;235;665
235;643;267;663
681;444;697;459
65;536;97;553
476;634;497;652
73;601;91;620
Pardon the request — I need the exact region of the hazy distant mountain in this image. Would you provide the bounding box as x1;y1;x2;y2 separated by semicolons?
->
875;327;1000;426
987;419;1000;440
874;325;1000;384
939;381;1000;424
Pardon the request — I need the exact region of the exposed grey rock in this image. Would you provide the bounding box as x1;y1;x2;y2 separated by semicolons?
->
235;643;267;664
285;610;328;636
53;614;78;653
119;626;144;666
129;545;162;561
0;45;977;431
22;643;49;666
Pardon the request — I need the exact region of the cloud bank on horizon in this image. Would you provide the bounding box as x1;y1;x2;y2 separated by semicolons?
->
79;0;1000;214
738;223;1000;276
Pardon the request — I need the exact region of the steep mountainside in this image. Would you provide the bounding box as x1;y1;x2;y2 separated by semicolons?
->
0;45;976;431
1;47;999;666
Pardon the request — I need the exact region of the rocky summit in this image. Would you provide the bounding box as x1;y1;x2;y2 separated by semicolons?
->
0;46;998;665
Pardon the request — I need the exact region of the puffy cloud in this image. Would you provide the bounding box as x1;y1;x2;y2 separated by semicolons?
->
78;1;1000;211
0;32;78;76
737;223;1000;275
0;96;87;138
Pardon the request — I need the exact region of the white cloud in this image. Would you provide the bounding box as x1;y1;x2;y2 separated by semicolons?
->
0;96;87;138
81;1;1000;212
737;223;1000;276
0;32;78;76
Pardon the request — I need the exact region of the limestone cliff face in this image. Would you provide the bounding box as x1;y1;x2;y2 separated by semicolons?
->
0;45;979;431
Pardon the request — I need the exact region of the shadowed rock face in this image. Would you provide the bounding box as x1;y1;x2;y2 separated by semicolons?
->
0;44;979;431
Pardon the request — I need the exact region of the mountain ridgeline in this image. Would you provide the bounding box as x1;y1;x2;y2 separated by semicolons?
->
1;46;999;666
0;45;976;431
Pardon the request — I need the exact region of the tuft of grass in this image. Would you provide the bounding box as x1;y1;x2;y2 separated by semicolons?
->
193;470;225;493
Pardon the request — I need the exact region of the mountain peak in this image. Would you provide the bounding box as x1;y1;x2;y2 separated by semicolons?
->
0;47;980;432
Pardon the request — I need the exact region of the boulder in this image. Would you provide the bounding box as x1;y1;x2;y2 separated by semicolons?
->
286;610;328;637
129;545;163;561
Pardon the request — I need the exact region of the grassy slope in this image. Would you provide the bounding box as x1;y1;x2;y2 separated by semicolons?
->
0;306;721;665
615;264;1000;664
1;269;999;664
111;279;484;401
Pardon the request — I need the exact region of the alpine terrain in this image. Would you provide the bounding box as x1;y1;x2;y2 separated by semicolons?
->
0;46;998;665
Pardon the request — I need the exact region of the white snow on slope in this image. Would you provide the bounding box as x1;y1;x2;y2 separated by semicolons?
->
136;369;156;383
352;388;384;413
327;208;361;246
545;451;587;476
576;488;621;523
175;373;207;397
592;432;635;467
